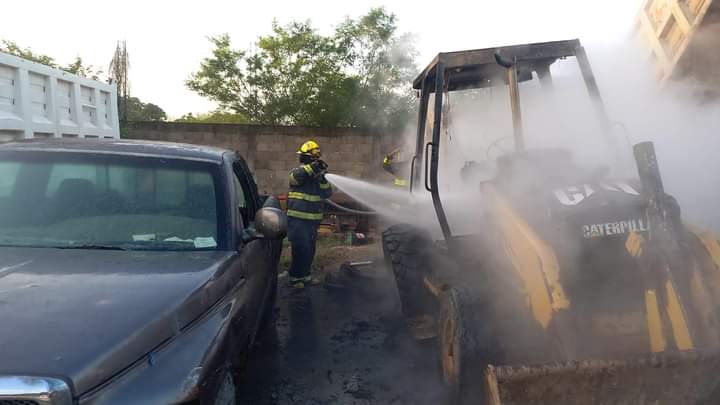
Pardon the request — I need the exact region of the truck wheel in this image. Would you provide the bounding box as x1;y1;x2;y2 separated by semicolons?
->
382;224;435;317
211;370;237;405
438;287;492;405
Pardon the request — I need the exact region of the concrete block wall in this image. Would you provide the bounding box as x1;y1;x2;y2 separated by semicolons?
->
124;122;403;196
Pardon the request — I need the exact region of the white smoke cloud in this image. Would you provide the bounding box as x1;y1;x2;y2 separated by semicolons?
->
330;40;720;234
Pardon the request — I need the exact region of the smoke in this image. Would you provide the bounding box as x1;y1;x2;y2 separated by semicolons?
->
329;39;720;234
326;38;720;402
326;173;484;238
588;43;720;231
324;40;720;390
438;40;720;233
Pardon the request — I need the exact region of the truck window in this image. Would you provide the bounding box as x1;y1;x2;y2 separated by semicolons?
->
233;174;247;209
0;162;20;198
233;168;249;226
46;163;98;197
233;161;258;227
0;153;222;251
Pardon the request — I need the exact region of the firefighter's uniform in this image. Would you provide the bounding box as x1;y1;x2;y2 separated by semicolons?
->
383;148;410;188
287;141;332;288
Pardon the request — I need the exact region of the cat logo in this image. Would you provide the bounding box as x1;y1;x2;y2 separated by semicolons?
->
553;182;640;206
583;219;648;239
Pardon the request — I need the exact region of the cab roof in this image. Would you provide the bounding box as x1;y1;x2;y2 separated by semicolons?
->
413;39;582;91
0;138;230;163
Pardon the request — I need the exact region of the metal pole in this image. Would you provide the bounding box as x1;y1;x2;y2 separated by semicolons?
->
576;45;611;134
430;61;453;242
633;141;708;348
536;64;554;91
413;83;430;190
634;142;676;243
507;60;525;152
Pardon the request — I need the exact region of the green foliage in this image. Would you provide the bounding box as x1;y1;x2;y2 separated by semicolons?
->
187;8;417;130
125;97;167;121
63;56;103;80
1;40;103;80
175;110;250;124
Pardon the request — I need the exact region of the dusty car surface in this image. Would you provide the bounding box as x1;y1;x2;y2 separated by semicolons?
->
0;139;285;405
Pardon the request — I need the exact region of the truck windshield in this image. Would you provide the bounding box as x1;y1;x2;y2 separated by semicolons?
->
0;152;222;251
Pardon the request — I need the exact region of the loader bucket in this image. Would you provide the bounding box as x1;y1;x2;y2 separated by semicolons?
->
484;351;720;405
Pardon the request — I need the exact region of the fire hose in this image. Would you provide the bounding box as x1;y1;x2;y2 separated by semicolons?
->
323;199;376;216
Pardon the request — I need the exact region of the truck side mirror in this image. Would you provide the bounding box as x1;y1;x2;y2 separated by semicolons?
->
254;207;287;240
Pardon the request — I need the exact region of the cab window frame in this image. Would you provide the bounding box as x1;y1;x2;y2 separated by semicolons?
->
231;155;260;230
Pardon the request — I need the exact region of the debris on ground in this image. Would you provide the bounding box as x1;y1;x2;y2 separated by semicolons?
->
237;244;447;404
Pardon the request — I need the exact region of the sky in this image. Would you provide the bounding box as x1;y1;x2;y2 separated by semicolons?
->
3;0;644;118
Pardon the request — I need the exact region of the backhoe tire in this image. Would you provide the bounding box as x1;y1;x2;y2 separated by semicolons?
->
438;287;493;405
382;224;435;318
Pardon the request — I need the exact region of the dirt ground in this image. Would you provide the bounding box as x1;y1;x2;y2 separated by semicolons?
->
278;233;381;275
237;242;448;405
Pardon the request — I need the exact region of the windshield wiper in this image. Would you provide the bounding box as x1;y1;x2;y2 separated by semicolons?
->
57;244;129;251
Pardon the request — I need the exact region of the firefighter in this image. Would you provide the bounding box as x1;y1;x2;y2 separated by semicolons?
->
382;147;411;188
287;140;333;289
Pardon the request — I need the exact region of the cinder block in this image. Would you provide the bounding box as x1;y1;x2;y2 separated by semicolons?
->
342;154;361;164
258;134;282;143
269;160;291;171
254;169;273;179
343;135;364;145
338;143;356;153
331;161;351;172
254;151;276;162
256;141;273;152
285;140;300;153
213;132;234;145
357;144;373;155
253;159;271;170
202;132;218;144
232;142;250;154
270;142;286;153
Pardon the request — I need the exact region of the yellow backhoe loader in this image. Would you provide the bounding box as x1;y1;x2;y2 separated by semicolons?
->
382;39;720;404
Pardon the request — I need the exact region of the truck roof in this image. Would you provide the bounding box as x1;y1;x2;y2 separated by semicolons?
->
0;139;229;163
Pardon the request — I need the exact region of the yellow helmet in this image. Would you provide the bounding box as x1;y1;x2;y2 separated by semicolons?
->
297;140;321;157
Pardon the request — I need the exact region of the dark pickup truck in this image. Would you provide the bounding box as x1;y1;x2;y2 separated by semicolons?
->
0;139;286;405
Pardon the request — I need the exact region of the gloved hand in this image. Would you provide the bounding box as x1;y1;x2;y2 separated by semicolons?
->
312;159;329;175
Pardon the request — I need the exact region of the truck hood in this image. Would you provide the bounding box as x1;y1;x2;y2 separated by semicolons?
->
0;247;236;395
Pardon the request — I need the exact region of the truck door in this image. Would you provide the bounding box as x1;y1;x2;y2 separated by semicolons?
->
231;160;274;331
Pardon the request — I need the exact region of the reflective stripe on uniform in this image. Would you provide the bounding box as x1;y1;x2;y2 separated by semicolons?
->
288;195;323;215
303;164;314;175
394;178;408;187
287;209;323;220
288;191;323;202
319;182;331;189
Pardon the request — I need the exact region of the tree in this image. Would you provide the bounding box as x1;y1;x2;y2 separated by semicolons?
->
125;97;167;121
63;56;103;80
336;8;419;130
1;40;103;80
186;8;417;130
